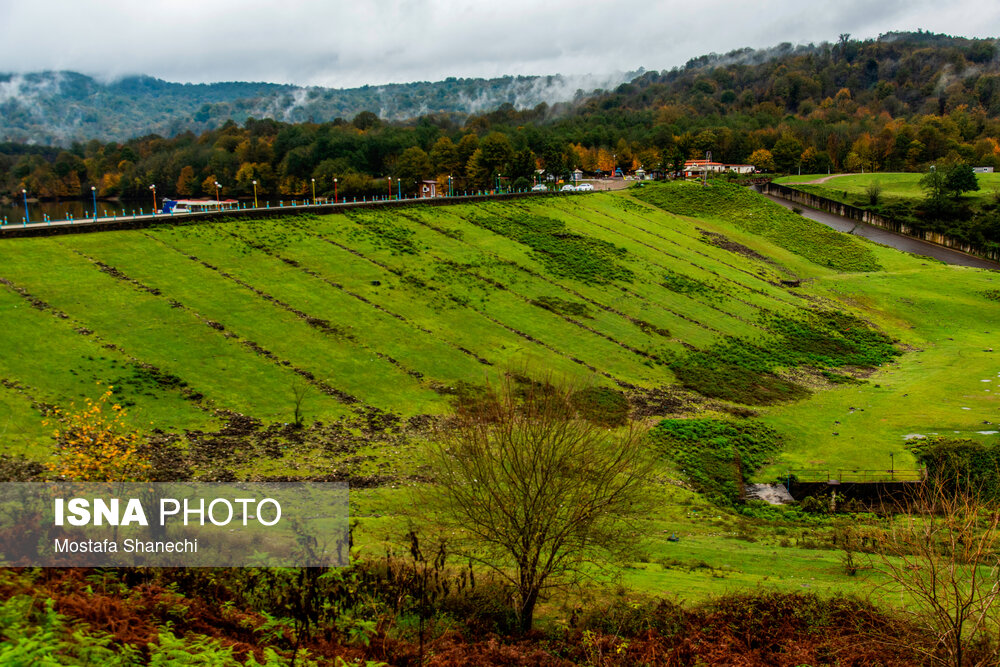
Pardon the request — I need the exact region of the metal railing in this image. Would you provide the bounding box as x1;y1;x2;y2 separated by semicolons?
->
788;469;926;484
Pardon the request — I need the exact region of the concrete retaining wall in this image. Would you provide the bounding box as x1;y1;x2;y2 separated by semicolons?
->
761;182;1000;262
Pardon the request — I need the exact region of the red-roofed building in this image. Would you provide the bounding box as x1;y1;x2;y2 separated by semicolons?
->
682;160;755;177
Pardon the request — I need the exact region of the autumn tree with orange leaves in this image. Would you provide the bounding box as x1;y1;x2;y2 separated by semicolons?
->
46;385;150;483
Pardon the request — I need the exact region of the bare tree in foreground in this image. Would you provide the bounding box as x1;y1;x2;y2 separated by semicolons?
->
426;375;653;632
872;478;1000;666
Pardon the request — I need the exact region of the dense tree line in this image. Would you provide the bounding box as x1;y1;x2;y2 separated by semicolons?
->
4;31;1000;203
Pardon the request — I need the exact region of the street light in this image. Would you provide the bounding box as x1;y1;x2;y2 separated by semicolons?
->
252;180;258;208
311;177;316;205
333;177;338;204
149;184;157;215
397;178;402;200
387;176;392;200
448;174;453;197
22;189;29;224
214;181;221;205
91;186;97;221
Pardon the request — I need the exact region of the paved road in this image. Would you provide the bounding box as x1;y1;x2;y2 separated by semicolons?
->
762;192;999;270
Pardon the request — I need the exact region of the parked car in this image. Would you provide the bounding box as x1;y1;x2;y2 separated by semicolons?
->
560;184;577;192
531;184;548;192
575;183;594;191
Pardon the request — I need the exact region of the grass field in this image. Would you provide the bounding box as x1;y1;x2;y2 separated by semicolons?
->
775;171;1000;204
2;181;998;598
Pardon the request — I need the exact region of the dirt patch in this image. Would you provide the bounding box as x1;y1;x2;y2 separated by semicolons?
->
697;229;769;262
92;261;162;296
0;277;69;317
626;385;703;418
159;407;431;485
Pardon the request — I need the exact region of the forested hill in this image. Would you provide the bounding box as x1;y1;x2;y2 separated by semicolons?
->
0;70;630;145
6;31;1000;222
590;31;999;118
562;31;1000;170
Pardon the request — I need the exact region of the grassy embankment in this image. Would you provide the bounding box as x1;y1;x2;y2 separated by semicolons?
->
775;171;1000;205
0;181;998;601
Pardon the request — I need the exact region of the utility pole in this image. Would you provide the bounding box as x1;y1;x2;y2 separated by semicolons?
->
703;151;711;187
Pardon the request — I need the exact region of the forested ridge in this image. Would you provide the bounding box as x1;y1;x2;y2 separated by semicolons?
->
0;70;624;145
4;30;1000;204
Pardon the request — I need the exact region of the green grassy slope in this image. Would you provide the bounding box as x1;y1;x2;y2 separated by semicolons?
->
775;171;1000;204
3;182;999;599
0;183;996;470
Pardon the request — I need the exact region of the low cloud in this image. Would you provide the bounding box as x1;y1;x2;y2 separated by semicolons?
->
1;0;997;87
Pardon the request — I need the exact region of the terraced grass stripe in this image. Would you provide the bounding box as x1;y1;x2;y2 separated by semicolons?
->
330;208;673;382
0;376;51;456
484;203;769;334
414;205;718;344
217;219;531;376
139;235;425;379
218;227;492;366
559;195;801;298
162;219;503;384
395;207;694;348
547;196;802;307
65;244;369;409
296;224;627;383
0;278;210;437
461;203;735;337
375;232;663;360
545;198;839;334
633;181;882;273
126;231;462;414
0;242;350;422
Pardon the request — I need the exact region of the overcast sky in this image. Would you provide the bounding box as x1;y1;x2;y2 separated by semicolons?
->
1;0;998;89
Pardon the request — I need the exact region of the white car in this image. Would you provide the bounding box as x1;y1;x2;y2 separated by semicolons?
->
560;184;577;192
575;183;594;191
531;184;548;192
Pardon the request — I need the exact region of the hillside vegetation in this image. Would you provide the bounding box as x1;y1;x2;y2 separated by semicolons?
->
1;183;996;483
0;71;624;144
3;183;1000;664
7;32;1000;220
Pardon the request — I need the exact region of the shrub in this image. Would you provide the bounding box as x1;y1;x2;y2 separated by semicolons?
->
464;205;634;284
649;418;782;504
571;386;630;427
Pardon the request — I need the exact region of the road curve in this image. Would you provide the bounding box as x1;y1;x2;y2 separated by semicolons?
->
762;192;999;270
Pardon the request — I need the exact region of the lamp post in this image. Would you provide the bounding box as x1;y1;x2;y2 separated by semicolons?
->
214;181;221;206
333;177;338;204
22;189;29;224
448;175;453;197
397;178;401;200
91;186;97;221
387;176;392;200
149;184;157;215
252;180;258;208
311;177;316;205
703;150;711;187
